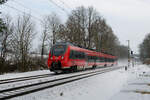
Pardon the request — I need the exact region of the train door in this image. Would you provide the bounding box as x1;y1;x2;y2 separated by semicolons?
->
84;53;88;69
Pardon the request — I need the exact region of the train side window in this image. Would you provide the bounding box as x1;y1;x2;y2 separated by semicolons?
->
101;57;103;62
79;52;82;59
78;51;80;59
75;51;78;59
75;52;85;59
80;52;83;59
70;50;78;59
78;51;81;59
104;58;106;62
99;57;101;62
108;58;110;62
88;56;91;62
109;58;111;62
72;51;83;59
81;52;84;59
77;51;79;59
69;50;73;59
87;56;90;61
111;59;113;62
98;57;100;62
112;59;114;62
96;56;99;62
99;57;104;62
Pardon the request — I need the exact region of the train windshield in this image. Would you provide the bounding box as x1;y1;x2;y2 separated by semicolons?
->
51;45;67;56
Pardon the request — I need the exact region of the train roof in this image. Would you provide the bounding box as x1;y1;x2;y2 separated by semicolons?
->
54;42;117;58
69;44;116;58
54;42;74;46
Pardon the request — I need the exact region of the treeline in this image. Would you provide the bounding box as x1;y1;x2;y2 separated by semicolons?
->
56;7;128;57
139;33;150;64
40;6;128;57
0;2;128;74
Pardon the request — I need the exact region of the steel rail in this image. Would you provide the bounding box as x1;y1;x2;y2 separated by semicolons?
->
0;73;55;85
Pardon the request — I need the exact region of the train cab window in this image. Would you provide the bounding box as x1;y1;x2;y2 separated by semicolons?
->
51;45;67;56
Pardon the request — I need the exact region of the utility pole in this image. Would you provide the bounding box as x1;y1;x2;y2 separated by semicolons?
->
131;50;134;67
127;40;130;67
98;33;102;52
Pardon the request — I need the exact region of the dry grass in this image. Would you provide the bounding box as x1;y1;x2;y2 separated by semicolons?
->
134;90;150;94
147;84;150;86
139;74;150;77
130;83;150;94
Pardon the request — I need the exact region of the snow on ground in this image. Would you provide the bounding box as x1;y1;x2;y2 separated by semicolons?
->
117;59;128;66
1;60;150;100
11;66;129;100
11;64;150;100
111;65;150;100
0;67;118;91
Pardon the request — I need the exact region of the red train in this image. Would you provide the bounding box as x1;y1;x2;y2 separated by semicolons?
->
47;42;117;73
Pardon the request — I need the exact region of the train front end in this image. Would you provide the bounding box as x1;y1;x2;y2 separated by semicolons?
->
47;43;69;73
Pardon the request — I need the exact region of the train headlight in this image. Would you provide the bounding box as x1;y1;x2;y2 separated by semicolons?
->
61;56;64;59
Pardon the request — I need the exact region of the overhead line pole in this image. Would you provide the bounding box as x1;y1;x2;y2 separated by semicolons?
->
127;40;130;67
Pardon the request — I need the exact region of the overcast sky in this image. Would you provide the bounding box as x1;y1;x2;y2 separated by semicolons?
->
1;0;150;53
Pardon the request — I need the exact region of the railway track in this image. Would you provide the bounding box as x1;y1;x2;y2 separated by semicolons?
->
0;73;55;85
0;66;110;85
0;66;123;100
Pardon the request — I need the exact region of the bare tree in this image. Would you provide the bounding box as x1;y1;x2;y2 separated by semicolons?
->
57;6;122;56
0;14;14;74
40;16;50;60
57;24;67;41
64;6;88;47
47;13;61;45
139;33;150;62
0;0;7;33
0;15;13;62
11;14;36;72
39;14;61;59
87;7;99;48
60;6;102;48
